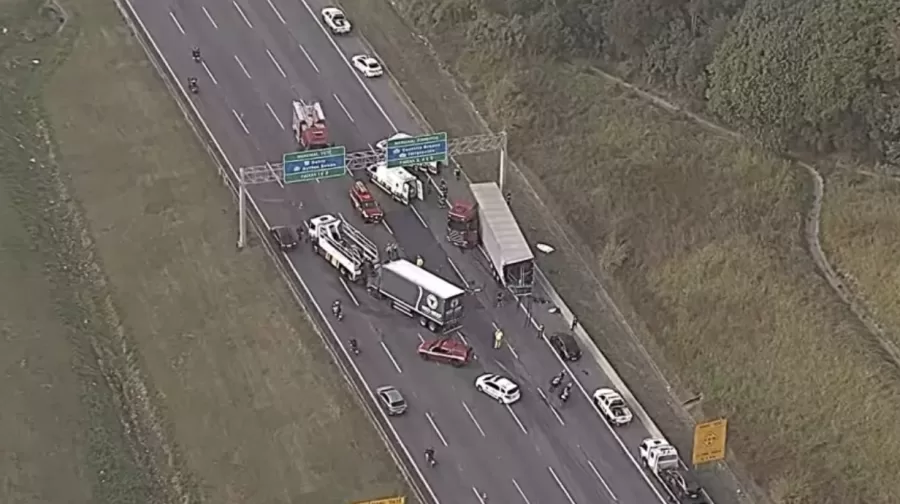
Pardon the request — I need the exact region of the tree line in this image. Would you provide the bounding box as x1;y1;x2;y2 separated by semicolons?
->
406;0;900;165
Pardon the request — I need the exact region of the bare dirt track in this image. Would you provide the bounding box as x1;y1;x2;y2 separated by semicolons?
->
1;0;411;502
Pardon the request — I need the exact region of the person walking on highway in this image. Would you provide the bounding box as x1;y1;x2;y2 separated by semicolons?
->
454;167;461;180
493;328;504;349
415;255;424;268
495;291;504;308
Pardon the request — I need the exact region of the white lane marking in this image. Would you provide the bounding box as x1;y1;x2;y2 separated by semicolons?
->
461;401;486;437
340;277;360;306
416;333;425;343
232;0;253;28
507;342;519;359
491;321;499;331
548;466;577;504
201;6;218;29
411;205;428;228
519;299;669;502
201;60;218;85
382;220;394;235
266;49;287;78
266;0;286;24
536;387;565;426
586;459;618;501
512;479;532;504
472;487;488;504
447;257;469;288
456;331;468;346
505;404;527;434
298;44;320;73
168;11;185;34
332;93;355;123
298;0;397;131
231;109;250;135
265;161;284;188
425;412;448;447
380;341;402;373
266;103;284;130
233;54;252;79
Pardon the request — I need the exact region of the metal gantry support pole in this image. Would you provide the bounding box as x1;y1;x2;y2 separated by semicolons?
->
498;132;508;191
238;167;247;249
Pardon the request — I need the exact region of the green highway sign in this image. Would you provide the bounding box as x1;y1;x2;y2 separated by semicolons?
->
283;147;347;184
386;132;448;168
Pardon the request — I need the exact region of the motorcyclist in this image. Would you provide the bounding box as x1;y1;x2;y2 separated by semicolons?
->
560;382;573;402
424;447;435;465
192;47;201;61
550;370;566;390
332;300;342;319
349;338;359;354
187;76;198;92
438;179;448;196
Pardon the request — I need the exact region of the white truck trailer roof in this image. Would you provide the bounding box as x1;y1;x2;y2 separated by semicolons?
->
382;260;465;299
470;182;534;266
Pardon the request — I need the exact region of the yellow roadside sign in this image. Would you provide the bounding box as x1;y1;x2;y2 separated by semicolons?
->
692;418;728;465
354;497;405;504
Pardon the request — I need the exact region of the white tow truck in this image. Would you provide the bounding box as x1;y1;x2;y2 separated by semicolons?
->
307;214;379;282
366;161;423;205
640;438;707;503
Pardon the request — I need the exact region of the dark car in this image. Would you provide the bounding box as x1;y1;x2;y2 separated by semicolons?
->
270;226;299;251
662;470;706;503
549;332;582;361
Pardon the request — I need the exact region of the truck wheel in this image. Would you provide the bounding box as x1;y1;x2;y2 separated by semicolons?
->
419;317;427;328
427;320;437;332
339;267;348;278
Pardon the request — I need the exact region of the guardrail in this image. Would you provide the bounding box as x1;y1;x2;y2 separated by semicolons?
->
112;1;431;503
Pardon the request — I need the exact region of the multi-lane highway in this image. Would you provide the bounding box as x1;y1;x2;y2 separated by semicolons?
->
126;0;699;502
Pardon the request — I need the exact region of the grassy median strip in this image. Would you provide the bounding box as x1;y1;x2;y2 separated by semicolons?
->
341;1;900;503
1;0;414;502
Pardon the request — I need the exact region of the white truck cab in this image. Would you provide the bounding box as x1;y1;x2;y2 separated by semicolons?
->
640;437;680;473
366;162;423;205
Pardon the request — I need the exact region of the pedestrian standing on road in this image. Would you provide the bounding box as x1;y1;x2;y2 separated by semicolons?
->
493;328;504;349
537;323;545;340
570;316;578;331
454;167;461;180
416;255;424;268
505;191;512;205
495;291;504;307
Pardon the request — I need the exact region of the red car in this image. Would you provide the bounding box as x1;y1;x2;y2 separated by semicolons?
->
349;180;384;223
417;337;472;367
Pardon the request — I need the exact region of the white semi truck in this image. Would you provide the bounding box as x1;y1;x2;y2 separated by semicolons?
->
469;182;535;296
367;259;465;332
366;161;423;205
307;214;378;282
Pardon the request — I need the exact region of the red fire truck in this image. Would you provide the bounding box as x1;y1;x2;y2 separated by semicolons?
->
291;99;330;150
349;180;384;223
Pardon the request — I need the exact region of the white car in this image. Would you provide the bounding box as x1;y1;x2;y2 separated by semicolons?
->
593;387;633;426
321;7;351;34
475;373;521;405
352;54;383;78
375;132;412;151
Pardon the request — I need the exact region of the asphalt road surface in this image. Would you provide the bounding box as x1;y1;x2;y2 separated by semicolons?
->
130;0;687;502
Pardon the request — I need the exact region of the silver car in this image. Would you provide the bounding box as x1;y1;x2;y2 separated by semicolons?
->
376;386;407;415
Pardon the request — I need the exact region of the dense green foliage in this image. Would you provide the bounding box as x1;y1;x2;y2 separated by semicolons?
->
407;0;900;162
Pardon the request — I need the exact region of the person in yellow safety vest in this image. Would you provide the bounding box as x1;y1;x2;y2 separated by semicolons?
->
415;255;424;267
493;328;504;349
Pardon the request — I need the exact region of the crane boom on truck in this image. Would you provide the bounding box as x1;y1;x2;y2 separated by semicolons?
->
367;259;465;332
468;182;535;296
291;99;330;150
307;214;378;282
366;161;423;205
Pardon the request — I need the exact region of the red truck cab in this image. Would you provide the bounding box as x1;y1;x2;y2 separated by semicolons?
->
350;180;384;223
447;200;478;248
